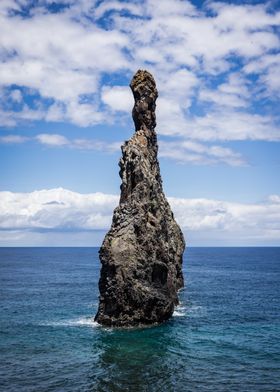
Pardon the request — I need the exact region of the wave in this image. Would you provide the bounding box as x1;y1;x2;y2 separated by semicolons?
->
173;304;187;317
173;303;204;318
42;303;204;327
41;317;99;328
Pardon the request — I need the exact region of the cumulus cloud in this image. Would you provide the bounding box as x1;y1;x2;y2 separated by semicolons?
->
0;0;279;166
0;188;119;231
0;1;128;127
0;1;278;125
243;54;280;98
0;188;279;246
101;86;133;112
199;73;251;109
157;108;280;141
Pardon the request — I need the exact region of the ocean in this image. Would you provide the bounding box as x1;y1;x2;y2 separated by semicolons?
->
0;247;279;391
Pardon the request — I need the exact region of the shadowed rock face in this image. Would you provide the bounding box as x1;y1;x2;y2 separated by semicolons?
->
95;70;185;327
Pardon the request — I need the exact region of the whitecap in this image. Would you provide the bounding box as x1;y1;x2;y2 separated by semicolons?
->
173;310;185;317
173;305;187;317
173;303;205;318
40;317;99;328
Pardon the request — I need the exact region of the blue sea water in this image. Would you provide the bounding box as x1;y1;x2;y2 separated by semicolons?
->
0;247;279;392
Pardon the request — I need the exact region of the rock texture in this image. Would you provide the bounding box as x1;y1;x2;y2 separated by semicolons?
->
95;70;185;327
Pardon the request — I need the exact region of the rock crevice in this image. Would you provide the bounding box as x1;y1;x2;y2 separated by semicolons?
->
95;70;185;327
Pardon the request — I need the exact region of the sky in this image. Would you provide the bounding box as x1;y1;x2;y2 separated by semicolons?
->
0;0;279;246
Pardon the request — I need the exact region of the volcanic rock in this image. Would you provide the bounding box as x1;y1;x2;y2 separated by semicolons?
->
95;70;185;327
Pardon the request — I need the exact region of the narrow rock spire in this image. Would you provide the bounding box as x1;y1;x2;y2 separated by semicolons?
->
95;70;185;327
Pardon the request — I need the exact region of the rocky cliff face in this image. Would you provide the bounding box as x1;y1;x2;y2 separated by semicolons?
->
95;70;185;327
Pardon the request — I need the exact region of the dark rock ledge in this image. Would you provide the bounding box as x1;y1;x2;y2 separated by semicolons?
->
95;70;185;327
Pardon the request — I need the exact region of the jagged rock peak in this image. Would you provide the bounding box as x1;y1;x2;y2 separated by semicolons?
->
95;69;185;328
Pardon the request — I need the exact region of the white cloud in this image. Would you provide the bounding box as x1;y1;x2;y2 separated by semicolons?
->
268;195;280;204
10;89;22;103
0;188;279;246
210;2;280;31
157;107;280;141
0;104;47;127
0;59;97;101
94;1;142;19
71;138;120;152
0;132;122;153
0;134;28;143
0;0;279;153
0;188;119;231
0;4;128;126
199;73;250;108
36;133;69;146
117;0;279;67
159;139;246;166
0;132;246;166
244;54;280;97
101;86;133;112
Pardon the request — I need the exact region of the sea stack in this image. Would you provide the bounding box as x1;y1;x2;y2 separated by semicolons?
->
95;70;185;327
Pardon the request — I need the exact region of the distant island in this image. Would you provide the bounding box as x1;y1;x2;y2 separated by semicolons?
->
95;70;185;327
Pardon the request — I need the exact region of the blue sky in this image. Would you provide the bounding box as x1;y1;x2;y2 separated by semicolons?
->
0;0;279;246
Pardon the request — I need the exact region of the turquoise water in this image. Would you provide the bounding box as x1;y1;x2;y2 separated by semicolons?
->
0;247;279;391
